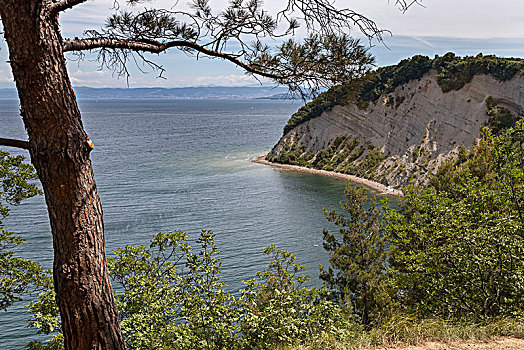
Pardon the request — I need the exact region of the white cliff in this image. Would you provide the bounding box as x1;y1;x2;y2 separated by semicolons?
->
268;70;524;189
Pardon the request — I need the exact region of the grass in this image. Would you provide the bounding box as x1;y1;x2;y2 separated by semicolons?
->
280;316;524;350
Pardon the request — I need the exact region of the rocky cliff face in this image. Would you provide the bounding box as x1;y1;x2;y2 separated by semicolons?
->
267;71;524;189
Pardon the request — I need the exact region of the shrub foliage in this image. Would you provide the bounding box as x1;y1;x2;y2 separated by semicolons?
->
320;186;390;326
26;231;354;349
0;150;47;312
322;121;524;322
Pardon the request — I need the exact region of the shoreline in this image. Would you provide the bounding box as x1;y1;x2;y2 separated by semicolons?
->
253;156;403;197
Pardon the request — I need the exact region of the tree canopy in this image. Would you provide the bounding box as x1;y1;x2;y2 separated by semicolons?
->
0;151;47;311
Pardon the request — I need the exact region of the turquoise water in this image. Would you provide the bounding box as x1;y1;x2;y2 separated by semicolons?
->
0;99;393;348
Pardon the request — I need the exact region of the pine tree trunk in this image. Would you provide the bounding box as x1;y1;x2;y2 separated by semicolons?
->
0;1;126;348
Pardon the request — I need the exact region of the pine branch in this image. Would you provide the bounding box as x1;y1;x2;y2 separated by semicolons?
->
50;0;89;14
63;38;286;80
0;137;30;150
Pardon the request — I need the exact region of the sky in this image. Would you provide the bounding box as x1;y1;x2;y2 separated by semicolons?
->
1;0;524;88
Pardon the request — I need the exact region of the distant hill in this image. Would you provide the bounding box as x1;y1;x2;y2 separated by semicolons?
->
0;89;18;99
255;93;293;100
0;86;291;100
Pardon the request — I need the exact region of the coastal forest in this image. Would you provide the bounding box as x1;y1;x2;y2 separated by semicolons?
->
1;0;524;349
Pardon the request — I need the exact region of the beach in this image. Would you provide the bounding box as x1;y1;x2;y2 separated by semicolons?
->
253;156;403;197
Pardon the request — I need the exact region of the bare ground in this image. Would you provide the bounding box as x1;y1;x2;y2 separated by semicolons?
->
369;337;524;350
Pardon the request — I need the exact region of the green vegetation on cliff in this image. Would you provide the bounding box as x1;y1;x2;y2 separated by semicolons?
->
267;136;385;182
485;95;518;134
283;53;524;135
283;85;351;135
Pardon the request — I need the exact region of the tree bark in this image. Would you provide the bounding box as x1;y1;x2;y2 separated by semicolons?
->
0;1;125;349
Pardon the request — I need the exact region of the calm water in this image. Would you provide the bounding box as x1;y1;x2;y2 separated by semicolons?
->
0;99;393;348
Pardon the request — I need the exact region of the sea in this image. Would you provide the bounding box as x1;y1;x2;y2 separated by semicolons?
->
0;98;395;348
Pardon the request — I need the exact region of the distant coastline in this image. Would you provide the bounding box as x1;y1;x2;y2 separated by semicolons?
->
0;86;291;100
253;156;403;197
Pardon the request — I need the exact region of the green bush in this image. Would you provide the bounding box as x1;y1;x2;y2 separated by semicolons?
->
320;186;391;326
319;121;524;324
386;122;524;320
352;148;385;177
357;55;432;103
0;150;47;312
241;245;355;349
26;231;354;349
282;85;349;135
484;95;518;134
436;53;523;92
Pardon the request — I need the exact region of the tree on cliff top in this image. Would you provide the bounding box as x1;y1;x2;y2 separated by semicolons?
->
0;0;418;348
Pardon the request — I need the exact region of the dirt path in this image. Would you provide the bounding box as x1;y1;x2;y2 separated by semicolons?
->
371;337;524;349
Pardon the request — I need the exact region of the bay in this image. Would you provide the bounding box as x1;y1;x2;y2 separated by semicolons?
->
0;98;392;348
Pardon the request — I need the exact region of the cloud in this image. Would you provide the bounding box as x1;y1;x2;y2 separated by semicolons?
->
67;68;268;88
68;69;118;87
347;0;524;39
190;74;269;87
0;69;13;83
407;37;438;50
